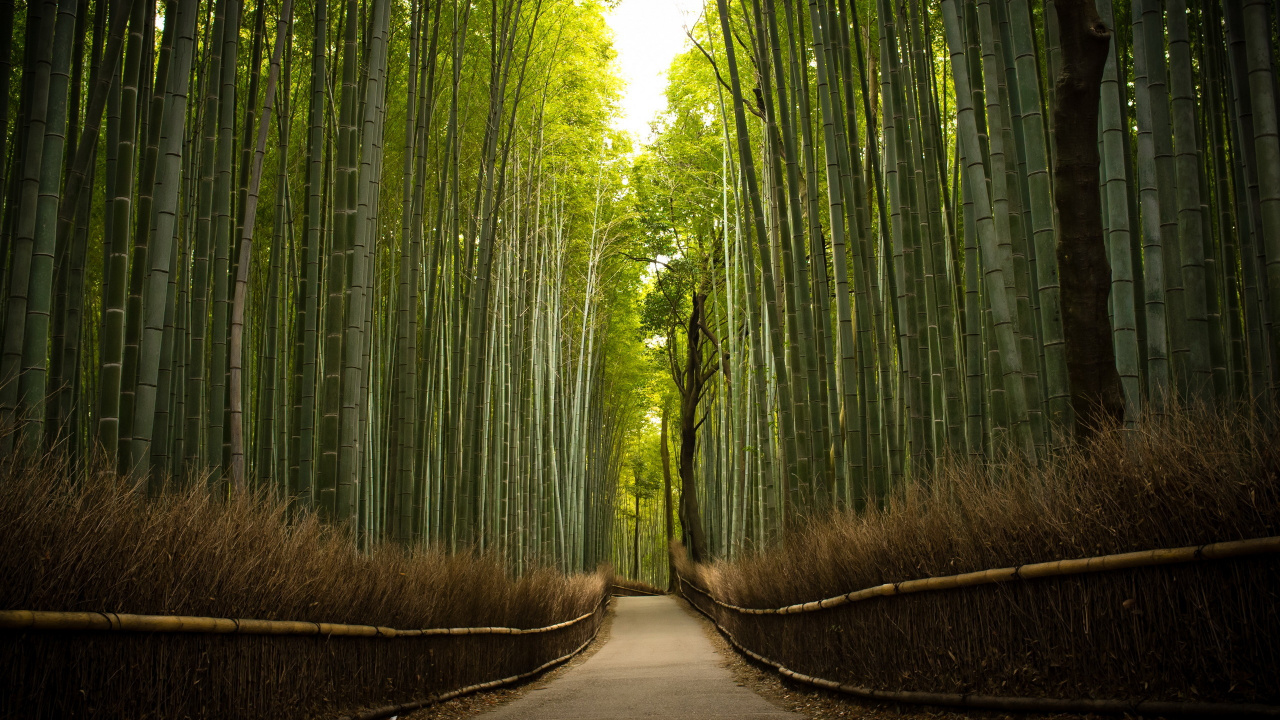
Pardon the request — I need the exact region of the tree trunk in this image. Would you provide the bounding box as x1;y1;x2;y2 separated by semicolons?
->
679;292;709;563
1052;0;1123;438
660;404;675;591
632;492;640;579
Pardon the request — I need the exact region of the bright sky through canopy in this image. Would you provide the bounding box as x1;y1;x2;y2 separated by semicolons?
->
605;0;708;144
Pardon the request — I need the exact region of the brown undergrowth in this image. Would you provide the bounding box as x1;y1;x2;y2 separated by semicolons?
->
678;405;1280;707
610;576;666;595
0;446;608;719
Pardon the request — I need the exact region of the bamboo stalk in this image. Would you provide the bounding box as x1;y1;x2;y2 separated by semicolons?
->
229;0;293;488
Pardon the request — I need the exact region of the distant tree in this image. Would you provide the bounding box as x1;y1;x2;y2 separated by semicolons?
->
631;126;728;562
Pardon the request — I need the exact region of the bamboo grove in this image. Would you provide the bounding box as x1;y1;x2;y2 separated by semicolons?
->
3;0;1279;580
618;0;1280;563
0;0;646;571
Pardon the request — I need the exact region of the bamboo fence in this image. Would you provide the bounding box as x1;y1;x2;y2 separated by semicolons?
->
336;632;600;720
687;600;1280;718
688;535;1280;613
678;536;1280;715
2;593;610;719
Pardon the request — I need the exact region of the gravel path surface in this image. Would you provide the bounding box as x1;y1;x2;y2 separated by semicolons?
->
473;595;800;719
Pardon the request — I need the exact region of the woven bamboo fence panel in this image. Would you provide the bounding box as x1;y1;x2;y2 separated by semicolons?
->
679;538;1280;715
0;592;609;719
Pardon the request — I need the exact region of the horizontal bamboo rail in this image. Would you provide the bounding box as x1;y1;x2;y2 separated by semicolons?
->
678;579;1280;718
0;596;607;638
687;535;1280;615
338;600;609;720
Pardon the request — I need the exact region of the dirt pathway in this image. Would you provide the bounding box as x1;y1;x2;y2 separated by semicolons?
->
476;595;804;720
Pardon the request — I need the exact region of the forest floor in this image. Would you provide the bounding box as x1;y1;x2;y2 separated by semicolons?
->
404;595;1103;720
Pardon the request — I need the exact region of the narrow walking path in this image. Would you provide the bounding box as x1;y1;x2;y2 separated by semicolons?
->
479;595;804;719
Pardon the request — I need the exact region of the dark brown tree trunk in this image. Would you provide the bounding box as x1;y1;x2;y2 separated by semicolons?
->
660;405;676;591
1052;0;1124;439
632;492;640;579
679;292;710;563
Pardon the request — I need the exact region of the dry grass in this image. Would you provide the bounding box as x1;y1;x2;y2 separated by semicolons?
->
679;405;1280;706
0;447;607;719
611;576;666;596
